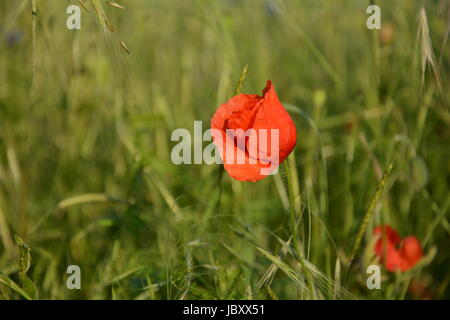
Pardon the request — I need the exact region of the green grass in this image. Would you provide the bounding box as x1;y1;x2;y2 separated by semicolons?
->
0;0;449;300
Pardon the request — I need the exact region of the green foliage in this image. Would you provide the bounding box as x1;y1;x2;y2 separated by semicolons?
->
0;0;449;299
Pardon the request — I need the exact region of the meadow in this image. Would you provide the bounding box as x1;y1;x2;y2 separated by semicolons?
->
0;0;449;300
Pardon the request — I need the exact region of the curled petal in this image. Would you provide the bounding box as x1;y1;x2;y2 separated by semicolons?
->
211;81;297;181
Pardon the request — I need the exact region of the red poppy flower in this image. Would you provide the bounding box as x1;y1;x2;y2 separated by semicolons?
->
210;81;297;181
374;225;423;272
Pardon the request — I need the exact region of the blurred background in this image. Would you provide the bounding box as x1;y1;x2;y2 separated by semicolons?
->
0;0;449;299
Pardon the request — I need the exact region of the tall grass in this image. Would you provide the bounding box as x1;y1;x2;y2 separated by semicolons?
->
0;0;449;299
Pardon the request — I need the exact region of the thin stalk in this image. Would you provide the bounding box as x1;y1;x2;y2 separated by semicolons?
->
216;64;248;213
31;0;37;93
284;157;315;299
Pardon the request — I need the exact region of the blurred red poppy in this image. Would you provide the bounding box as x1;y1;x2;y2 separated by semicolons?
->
211;81;297;181
409;279;434;300
374;225;423;272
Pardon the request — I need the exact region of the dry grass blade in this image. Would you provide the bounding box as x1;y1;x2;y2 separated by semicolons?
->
120;41;131;55
257;237;291;290
78;0;90;12
418;7;448;108
255;247;308;292
107;1;126;10
94;1;115;32
333;258;341;299
57;193;117;210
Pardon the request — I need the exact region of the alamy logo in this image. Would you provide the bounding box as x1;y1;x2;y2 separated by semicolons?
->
171;121;280;175
366;5;381;30
66;265;81;289
66;5;81;30
366;265;381;290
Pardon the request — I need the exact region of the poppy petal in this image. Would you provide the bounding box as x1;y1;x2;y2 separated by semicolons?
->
373;225;423;272
399;236;423;271
211;81;297;181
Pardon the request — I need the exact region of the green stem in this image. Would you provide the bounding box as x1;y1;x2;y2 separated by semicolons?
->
284;157;315;299
216;64;248;213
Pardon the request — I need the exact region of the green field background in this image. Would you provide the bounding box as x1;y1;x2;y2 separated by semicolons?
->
0;0;449;299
